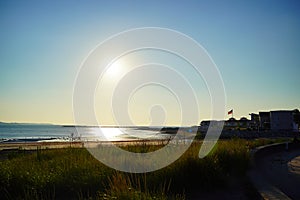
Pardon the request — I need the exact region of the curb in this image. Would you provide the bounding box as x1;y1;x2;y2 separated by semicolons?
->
248;142;300;200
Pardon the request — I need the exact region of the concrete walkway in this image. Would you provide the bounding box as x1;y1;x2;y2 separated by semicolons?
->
249;143;300;200
288;155;300;176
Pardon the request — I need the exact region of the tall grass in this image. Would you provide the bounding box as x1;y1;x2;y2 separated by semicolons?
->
0;138;275;199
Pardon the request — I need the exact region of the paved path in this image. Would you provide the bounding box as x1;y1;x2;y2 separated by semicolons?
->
288;155;300;176
250;146;300;200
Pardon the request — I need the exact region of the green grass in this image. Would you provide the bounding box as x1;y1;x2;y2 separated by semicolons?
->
0;138;286;199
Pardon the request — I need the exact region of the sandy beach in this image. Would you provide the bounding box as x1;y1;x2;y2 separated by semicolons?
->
0;141;84;151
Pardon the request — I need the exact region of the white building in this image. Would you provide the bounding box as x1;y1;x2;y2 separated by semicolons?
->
270;110;298;132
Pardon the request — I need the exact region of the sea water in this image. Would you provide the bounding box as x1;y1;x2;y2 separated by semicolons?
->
0;123;171;143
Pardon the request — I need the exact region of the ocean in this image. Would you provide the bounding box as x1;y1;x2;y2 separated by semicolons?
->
0;123;175;143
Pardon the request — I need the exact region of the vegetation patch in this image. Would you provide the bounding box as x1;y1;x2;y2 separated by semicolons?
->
0;138;289;199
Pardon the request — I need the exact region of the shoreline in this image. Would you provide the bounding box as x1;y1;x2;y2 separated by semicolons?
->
0;136;295;151
0;139;176;151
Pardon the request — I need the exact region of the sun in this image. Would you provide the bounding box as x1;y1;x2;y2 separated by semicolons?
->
105;60;124;78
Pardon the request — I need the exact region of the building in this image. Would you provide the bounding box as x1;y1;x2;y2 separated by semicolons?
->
239;117;250;129
225;117;238;129
249;113;259;130
259;112;270;130
199;108;299;133
200;117;250;131
199;120;225;132
270;110;298;132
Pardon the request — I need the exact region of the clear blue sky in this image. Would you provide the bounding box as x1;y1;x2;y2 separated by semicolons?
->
0;0;299;125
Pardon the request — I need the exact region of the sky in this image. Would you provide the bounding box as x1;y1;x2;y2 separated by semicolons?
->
0;0;299;126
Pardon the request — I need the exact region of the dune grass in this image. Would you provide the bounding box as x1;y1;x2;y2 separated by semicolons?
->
0;138;288;199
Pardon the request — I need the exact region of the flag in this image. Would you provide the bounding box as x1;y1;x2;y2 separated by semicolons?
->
228;109;233;115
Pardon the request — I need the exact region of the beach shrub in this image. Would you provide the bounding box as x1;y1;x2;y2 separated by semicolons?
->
0;139;262;199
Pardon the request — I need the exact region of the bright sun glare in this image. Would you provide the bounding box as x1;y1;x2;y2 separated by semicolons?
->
105;60;124;78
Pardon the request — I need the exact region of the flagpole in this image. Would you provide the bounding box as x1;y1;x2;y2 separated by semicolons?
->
228;109;233;118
